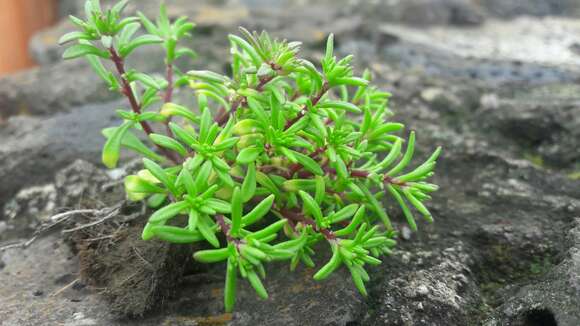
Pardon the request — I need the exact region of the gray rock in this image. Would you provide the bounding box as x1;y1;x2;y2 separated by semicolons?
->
0;100;123;209
481;0;580;18
54;160;114;209
364;243;482;326
1;184;56;242
0;61;112;118
349;0;485;26
484;218;580;326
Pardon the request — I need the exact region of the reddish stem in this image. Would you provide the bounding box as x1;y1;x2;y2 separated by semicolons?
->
215;99;242;126
278;208;336;240
108;47;179;164
286;146;327;178
215;214;238;244
164;64;174;103
284;82;329;130
214;67;278;126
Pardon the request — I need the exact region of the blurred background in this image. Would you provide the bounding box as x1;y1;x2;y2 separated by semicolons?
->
1;1;579;325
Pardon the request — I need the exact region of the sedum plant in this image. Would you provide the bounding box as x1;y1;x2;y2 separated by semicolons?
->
61;0;441;312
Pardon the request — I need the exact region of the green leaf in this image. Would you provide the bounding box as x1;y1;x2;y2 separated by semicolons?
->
188;70;229;84
169;122;196;146
119;34;164;57
349;265;368;296
256;172;281;197
85;55;110;84
149;201;189;223
213;137;239;152
247;270;268;299
333;77;369;87
361;186;392;230
237;147;262;164
102;128;165;163
324;33;334;63
369;123;404;140
335;206;365;236
199;107;212;143
195;160;213;190
137;11;159;35
313;245;341;280
133;72;162;90
147;194;167;208
228;34;261;67
58;31;88;45
230;187;243;237
242;195;275;226
403;188;433;223
124;175;165;200
251;219;287;239
298;191;323;226
386;131;415;176
373;138;402;172
102;121;134;168
241;163;256;202
330;204;359;223
291;151;324;176
318;101;361;113
387;185;417;231
314;176;325;204
150;225;203;243
225;257;237;312
143;158;178;194
194;248;230;263
63;44;110;60
205;199;232;214
198;215;220;248
111;0;130;15
149;134;187;156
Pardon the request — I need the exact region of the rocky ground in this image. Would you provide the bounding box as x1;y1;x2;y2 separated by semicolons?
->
1;0;579;325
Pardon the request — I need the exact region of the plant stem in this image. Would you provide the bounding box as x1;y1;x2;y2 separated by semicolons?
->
214;68;278;126
109;48;153;134
278;208;336;240
164;64;174;103
284;82;329;130
108;47;179;164
216;214;239;244
286;146;327;178
215;99;242;126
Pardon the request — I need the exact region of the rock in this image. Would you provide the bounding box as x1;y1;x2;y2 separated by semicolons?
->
0;100;123;209
0;61;113;119
3;184;57;222
54;160;114;209
350;0;485;26
1;184;56;242
165;256;366;326
363;243;483;325
375;17;580;84
484;218;580;326
474;84;580;169
480;0;580;18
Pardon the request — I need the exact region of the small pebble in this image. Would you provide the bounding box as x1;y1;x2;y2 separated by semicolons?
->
416;285;430;296
401;226;413;240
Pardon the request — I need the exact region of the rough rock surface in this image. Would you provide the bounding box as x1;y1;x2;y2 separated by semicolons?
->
0;100;121;208
1;0;580;325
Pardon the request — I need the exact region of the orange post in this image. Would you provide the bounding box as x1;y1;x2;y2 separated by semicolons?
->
0;0;56;75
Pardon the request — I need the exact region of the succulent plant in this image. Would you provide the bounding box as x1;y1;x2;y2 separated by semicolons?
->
61;0;441;312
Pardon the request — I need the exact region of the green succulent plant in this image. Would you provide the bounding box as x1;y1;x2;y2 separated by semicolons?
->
61;0;441;312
